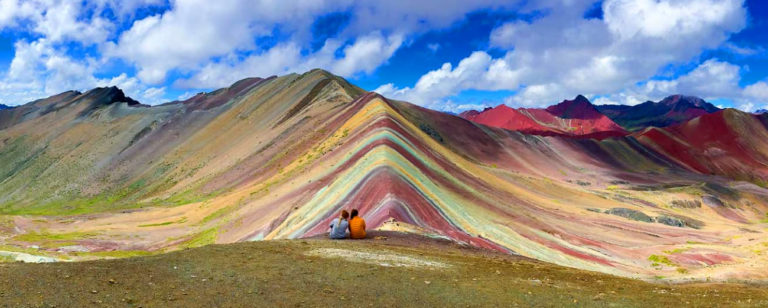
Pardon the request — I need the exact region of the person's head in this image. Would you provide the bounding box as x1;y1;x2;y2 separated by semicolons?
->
340;210;349;219
350;209;359;218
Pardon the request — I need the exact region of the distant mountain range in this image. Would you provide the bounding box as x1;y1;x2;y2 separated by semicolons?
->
0;104;11;110
1;69;767;281
597;95;721;131
460;94;723;136
460;95;628;139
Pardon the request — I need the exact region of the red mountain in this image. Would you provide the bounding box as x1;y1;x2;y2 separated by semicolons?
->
635;109;768;184
460;95;628;139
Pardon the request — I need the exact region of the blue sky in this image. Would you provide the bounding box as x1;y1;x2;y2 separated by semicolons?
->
0;0;766;112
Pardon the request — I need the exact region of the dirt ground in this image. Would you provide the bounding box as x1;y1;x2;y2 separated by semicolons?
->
1;231;767;307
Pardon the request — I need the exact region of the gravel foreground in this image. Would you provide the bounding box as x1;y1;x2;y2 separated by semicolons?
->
1;231;767;307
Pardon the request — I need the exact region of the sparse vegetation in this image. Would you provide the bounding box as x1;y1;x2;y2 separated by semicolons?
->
648;254;676;267
182;227;219;249
138;217;187;228
418;123;444;143
606;208;654;223
1;234;766;307
670;200;702;208
13;231;97;243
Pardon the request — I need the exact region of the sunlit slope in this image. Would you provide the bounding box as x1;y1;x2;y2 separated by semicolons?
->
0;70;361;214
1;71;768;281
636;109;768;185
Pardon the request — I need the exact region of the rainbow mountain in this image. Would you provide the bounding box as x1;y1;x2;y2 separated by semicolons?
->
1;69;767;281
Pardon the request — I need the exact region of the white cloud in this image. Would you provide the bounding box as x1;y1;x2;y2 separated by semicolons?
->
384;0;748;110
3;0;461;104
333;32;403;76
505;83;570;107
0;0;760;111
745;82;768;100
604;0;745;39
32;1;113;44
0;1;117;45
342;0;516;36
375;51;515;109
109;0;517;85
592;59;768;112
0;38;165;106
176;32;403;89
0;0;36;29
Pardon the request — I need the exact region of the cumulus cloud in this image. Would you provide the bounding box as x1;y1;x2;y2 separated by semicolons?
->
0;0;36;29
594;59;768;111
2;0;513;105
375;51;521;109
593;59;741;105
176;32;403;89
0;1;116;44
383;0;749;110
106;0;346;84
0;0;168;105
0;38;165;106
0;0;761;111
108;0;515;85
745;82;768;100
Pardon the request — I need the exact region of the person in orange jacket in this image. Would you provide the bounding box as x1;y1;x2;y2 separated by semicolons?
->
348;209;366;239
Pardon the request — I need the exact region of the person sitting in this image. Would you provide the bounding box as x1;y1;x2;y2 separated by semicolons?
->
329;210;350;239
348;209;366;239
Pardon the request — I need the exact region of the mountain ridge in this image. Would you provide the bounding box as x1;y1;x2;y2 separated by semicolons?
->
1;69;768;281
597;94;721;131
460;95;628;139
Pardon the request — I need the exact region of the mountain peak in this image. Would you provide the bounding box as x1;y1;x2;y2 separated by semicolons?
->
598;94;721;131
658;94;718;112
0;103;10;110
82;86;141;107
74;86;144;117
545;95;601;119
574;94;590;102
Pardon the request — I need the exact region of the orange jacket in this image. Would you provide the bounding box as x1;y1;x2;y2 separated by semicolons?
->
349;216;366;239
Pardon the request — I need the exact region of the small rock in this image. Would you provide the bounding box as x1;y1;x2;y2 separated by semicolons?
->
593;293;606;300
495;270;501;275
90;290;98;294
424;281;431;285
108;279;116;284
